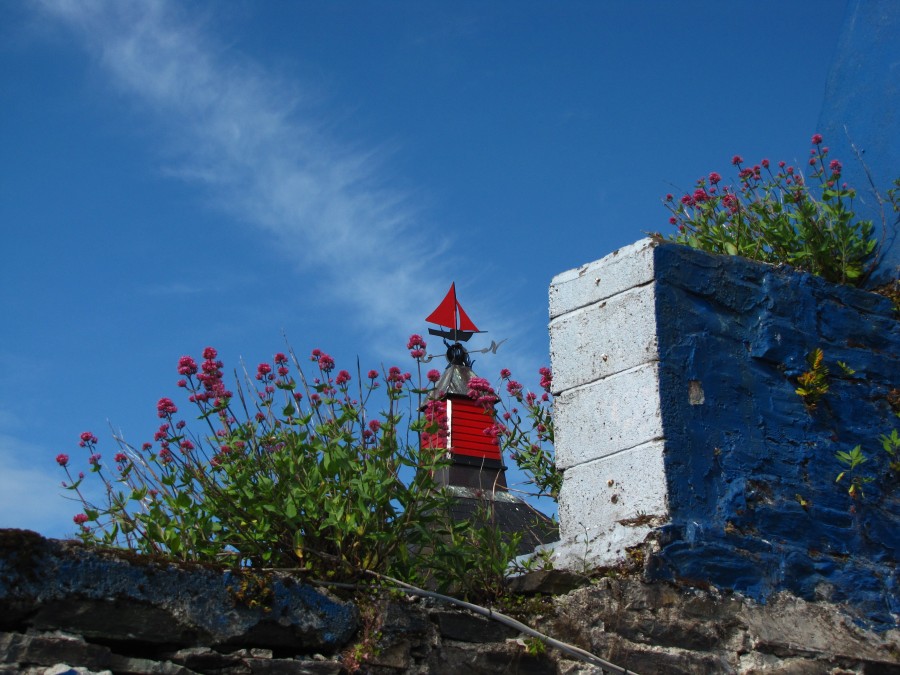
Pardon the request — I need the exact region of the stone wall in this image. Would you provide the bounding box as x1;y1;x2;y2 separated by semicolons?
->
548;238;899;629
3;529;900;674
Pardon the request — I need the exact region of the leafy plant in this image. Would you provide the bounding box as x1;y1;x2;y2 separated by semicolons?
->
58;338;559;599
493;367;562;500
664;135;898;286
880;429;900;474
795;348;829;409
835;445;874;499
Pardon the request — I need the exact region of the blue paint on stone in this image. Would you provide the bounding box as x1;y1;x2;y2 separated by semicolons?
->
647;242;899;628
0;531;358;649
818;0;900;284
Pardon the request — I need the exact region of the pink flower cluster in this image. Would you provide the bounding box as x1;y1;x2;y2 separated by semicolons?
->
421;399;448;448
387;366;412;389
311;349;335;373
157;397;178;418
186;347;233;406
178;356;198;376
467;377;498;408
538;367;552;392
407;334;427;360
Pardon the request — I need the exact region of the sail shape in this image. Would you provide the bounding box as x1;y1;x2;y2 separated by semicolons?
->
456;301;479;332
425;282;481;340
425;283;459;329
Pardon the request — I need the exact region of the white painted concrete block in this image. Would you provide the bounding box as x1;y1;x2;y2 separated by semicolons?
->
554;362;663;470
548;238;657;319
556;440;669;568
549;283;658;392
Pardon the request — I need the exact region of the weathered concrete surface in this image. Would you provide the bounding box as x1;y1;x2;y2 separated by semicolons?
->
556;442;667;571
0;529;358;652
549;238;900;629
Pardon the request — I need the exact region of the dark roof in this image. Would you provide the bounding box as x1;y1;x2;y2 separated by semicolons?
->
444;486;558;556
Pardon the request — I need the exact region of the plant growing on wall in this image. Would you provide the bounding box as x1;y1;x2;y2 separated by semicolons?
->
664;135;900;286
57;338;557;598
795;348;829;409
788;348;899;501
494;367;561;501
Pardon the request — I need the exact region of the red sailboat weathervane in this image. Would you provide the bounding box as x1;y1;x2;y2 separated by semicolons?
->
425;282;483;343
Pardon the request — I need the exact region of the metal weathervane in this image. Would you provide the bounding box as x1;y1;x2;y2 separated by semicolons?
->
422;283;506;364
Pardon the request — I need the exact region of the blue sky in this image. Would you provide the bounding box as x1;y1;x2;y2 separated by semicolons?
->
1;1;848;538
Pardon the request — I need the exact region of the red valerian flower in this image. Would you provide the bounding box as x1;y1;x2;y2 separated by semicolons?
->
56;453;69;466
367;369;378;379
708;172;722;185
407;334;427;360
427;369;441;383
369;420;381;433
722;194;739;214
421;399;448;448
539;366;553;391
499;368;511;379
177;355;198;376
731;155;743;166
317;353;335;372
680;194;695;206
88;453;101;465
811;133;823;145
114;453;127;463
256;363;273;380
335;370;351;385
761;158;770;168
467;377;498;408
274;352;288;365
202;347;217;360
73;513;89;525
79;431;98;446
830;159;842;175
407;334;427;350
156;397;178;418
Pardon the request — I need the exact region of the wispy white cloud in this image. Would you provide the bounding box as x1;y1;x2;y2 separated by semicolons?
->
0;433;75;538
36;0;452;350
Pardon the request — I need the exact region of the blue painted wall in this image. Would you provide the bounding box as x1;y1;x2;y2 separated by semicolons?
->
647;243;899;628
818;0;900;285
